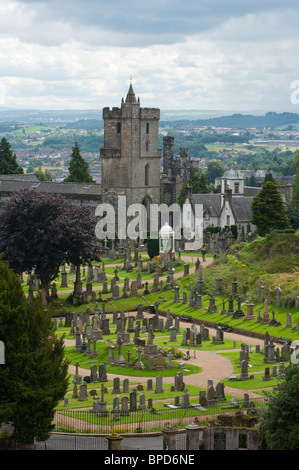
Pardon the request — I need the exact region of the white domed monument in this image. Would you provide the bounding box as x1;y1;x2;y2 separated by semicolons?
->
159;222;175;261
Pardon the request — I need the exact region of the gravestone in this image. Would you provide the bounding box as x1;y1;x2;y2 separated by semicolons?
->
286;313;292;328
131;280;138;296
173;286;180;303
275;287;281;306
244;299;255;321
130;390;137;411
112;377;121;394
262;299;270;323
78;382;88;401
136;304;144;320
169;326;177;342
112;284;120;300
181;389;191;409
240;360;249;381
120;397;130;416
139;394;146;410
156;352;165;370
155;376;164;394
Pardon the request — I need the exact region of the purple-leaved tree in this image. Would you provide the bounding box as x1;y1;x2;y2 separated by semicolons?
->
0;188;105;302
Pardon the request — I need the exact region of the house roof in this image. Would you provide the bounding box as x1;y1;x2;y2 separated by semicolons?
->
244;186;261;196
191;193;222;217
190;191;254;224
0;178;102;198
230;196;254;222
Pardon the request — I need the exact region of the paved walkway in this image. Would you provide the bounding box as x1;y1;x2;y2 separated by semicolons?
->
62;253;272;402
66;315;269;401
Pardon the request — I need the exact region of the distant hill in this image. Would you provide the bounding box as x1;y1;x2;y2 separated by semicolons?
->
160;111;299;129
0;107;101;123
1;106;299;129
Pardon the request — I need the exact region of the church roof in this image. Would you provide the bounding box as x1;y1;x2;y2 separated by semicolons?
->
0;173;40;182
0;178;102;198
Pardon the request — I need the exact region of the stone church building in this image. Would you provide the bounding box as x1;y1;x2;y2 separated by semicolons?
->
0;84;161;230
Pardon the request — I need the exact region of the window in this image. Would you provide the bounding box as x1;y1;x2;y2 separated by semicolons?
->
146;122;149;134
238;433;248;449
145;164;149;186
146;141;149;152
227;215;230;225
117;122;121;133
234;182;239;193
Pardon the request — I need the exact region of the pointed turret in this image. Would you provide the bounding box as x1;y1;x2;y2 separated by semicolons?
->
125;83;137;104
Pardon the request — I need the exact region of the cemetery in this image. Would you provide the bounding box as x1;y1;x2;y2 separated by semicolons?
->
19;229;296;441
1;227;299;449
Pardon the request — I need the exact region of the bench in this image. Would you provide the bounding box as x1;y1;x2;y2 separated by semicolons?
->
277;337;291;345
180;314;192;322
216;323;232;332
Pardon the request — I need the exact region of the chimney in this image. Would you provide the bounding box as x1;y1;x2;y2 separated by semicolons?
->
224;186;232;203
185;183;192;200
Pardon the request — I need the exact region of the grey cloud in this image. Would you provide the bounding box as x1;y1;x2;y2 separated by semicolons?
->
15;0;299;47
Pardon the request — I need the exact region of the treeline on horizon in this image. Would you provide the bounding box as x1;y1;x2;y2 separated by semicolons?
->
160;111;299;129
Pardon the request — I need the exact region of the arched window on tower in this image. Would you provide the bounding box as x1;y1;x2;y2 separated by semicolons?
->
145;164;149;186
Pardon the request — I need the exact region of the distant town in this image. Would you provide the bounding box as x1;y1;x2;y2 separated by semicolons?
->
0;109;299;184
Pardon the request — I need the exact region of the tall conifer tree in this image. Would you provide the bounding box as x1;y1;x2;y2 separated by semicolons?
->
0;258;69;445
0;137;23;174
251;181;292;236
64;142;94;183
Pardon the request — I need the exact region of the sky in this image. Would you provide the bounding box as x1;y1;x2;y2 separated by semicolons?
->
1;0;299;113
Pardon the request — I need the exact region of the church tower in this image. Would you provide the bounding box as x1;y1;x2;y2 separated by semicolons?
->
100;83;162;223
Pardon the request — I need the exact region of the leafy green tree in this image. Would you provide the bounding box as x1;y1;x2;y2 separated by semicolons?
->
199;173;209;193
261;364;299;450
34;166;52;181
64;142;94;183
0;137;24;174
248;174;257;187
205;160;226;185
251;181;292;236
0;258;69;445
264;171;275;183
178;167;209;206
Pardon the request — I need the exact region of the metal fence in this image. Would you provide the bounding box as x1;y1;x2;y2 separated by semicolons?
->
35;434;109;450
52;396;268;435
